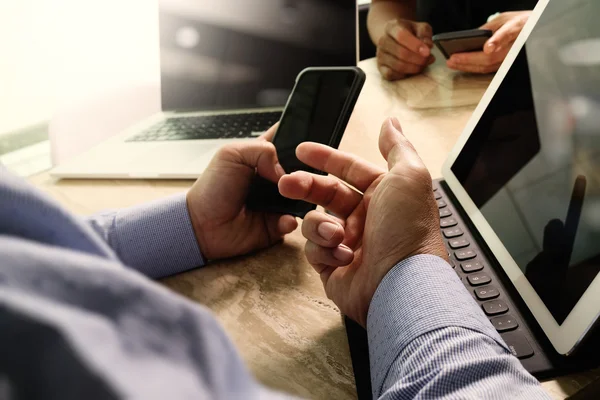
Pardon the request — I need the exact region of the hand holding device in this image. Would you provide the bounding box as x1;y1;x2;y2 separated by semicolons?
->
481;11;532;55
278;118;447;327
246;67;366;218
186;124;298;261
435;29;505;74
443;11;532;74
376;19;435;81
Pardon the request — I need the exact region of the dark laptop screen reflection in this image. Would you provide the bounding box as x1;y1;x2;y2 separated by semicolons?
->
158;0;356;111
452;0;600;324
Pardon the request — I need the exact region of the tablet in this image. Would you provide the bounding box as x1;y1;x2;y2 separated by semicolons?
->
442;0;600;355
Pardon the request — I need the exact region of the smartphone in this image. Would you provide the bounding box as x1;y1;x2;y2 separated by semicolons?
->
246;66;366;218
433;29;493;59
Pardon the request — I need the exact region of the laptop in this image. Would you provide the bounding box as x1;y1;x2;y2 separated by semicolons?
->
51;0;357;179
346;0;600;397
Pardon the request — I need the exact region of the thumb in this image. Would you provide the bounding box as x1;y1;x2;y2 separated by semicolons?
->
378;118;424;172
213;140;285;183
264;213;298;243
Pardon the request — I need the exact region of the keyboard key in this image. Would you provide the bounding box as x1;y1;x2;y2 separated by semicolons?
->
454;249;477;260
461;261;483;273
467;273;491;286
434;192;442;200
474;285;499;300
490;314;518;332
443;227;463;238
449;238;470;249
437;200;447;208
440;218;458;228
482;300;508;315
439;209;452;218
502;331;534;359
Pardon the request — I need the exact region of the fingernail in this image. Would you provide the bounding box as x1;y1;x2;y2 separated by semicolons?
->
419;45;430;57
318;222;339;241
390;117;402;132
494;45;502;53
486;42;496;53
275;163;285;177
333;244;353;261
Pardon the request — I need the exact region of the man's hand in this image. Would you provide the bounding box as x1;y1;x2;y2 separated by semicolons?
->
447;11;532;74
186;124;298;261
278;118;447;327
376;19;435;81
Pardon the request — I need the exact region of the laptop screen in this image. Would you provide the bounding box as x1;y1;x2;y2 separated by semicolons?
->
451;0;600;325
158;0;357;112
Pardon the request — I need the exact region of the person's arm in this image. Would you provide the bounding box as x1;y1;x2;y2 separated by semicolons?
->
84;124;297;279
368;255;550;399
280;118;550;399
367;0;417;45
86;193;204;279
0;232;297;399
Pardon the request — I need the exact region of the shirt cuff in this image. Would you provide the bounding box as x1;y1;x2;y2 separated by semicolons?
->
367;254;508;397
113;193;204;278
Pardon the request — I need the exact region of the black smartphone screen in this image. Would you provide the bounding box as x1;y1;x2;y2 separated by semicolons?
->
273;69;358;174
246;67;365;218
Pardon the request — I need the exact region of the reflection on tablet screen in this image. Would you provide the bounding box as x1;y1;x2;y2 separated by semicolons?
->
451;1;600;324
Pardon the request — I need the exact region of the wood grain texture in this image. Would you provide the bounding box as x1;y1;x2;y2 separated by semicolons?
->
29;53;598;399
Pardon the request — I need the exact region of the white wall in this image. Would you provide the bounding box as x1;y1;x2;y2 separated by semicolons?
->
0;0;160;135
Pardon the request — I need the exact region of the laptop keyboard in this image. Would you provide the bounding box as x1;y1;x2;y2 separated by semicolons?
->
126;111;282;142
433;184;536;360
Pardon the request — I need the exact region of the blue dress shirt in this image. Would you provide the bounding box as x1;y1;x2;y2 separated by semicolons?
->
0;166;550;399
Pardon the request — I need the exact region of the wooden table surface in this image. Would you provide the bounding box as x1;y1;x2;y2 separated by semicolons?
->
31;55;599;399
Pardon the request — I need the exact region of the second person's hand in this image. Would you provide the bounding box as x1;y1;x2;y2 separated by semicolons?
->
376;19;435;81
447;11;531;74
278;118;447;327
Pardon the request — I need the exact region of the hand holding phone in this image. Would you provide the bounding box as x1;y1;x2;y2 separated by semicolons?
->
440;12;531;74
246;67;366;218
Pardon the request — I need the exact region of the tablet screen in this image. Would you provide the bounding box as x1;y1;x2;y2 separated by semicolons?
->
451;1;600;324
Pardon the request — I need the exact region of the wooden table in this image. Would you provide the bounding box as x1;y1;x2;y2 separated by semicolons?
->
31;56;598;399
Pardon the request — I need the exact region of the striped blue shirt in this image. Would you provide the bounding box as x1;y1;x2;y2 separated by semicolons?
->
0;166;549;399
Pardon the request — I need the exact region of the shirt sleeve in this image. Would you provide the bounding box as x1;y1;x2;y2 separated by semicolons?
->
0;235;297;400
367;254;551;399
86;193;204;278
